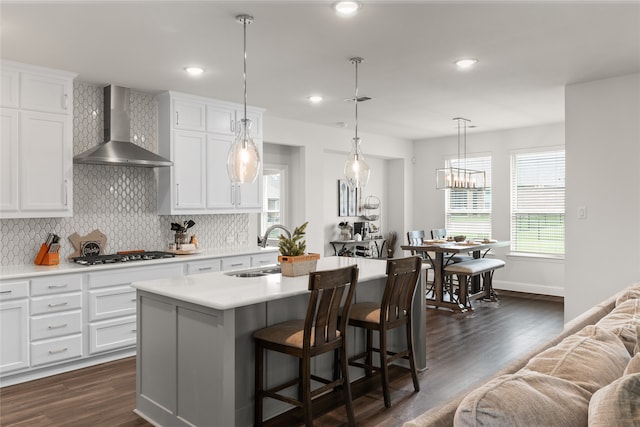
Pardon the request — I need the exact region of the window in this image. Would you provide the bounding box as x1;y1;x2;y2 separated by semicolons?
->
445;156;492;239
261;167;286;239
510;149;565;255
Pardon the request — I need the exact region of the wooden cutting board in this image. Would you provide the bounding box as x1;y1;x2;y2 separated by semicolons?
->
68;229;107;259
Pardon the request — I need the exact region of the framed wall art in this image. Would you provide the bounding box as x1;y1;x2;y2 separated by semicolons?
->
338;179;348;217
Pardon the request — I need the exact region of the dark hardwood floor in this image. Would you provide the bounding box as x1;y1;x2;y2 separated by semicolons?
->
0;292;563;427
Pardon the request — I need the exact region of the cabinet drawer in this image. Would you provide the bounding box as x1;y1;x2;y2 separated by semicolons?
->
31;274;82;296
251;252;278;267
0;280;29;301
31;310;82;341
86;264;183;289
31;334;82;367
31;292;81;315
89;316;136;354
88;286;136;321
186;259;221;275
221;256;251;271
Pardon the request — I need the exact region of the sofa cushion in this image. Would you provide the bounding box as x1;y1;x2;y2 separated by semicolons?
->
454;371;591;427
615;282;640;306
588;373;640;426
523;325;630;393
625;352;640;376
596;299;640;355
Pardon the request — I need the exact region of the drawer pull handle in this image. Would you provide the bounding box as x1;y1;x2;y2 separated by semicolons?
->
0;290;12;294
230;263;243;267
48;347;68;355
198;267;212;271
131;329;137;333
48;323;68;330
48;302;68;307
48;284;68;289
131;298;137;302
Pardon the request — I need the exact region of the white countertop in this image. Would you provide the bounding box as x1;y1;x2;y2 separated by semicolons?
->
131;256;391;310
0;246;278;280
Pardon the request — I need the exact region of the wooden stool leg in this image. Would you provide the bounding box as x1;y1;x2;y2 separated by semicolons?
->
379;328;391;408
365;328;373;377
405;321;420;392
254;341;264;426
340;344;356;427
301;356;313;427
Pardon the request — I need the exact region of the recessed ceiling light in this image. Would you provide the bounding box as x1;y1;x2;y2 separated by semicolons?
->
184;66;204;76
308;95;323;104
455;58;478;69
332;1;362;17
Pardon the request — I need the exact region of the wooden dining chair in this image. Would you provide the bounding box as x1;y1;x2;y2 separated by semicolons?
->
347;256;422;408
254;265;359;427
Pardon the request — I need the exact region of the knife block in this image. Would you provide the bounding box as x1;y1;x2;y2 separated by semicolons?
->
34;244;59;266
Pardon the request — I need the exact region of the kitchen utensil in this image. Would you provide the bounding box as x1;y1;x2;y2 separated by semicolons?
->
171;222;182;231
185;219;195;230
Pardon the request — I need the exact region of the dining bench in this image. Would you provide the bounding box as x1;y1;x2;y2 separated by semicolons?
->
443;258;505;311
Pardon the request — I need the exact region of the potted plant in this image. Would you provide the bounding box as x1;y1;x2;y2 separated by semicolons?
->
277;221;320;276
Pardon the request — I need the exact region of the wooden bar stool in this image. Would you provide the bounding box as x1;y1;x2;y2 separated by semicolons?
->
347;256;422;408
254;265;359;427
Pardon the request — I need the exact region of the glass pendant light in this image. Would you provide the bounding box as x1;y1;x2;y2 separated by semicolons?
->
344;57;371;190
227;14;261;184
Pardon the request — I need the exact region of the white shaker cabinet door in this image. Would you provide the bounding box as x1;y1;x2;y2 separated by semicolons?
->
173;98;205;132
172;130;206;211
18;110;72;216
0;299;29;374
19;71;71;114
206;134;235;209
206;103;236;136
0;109;19;213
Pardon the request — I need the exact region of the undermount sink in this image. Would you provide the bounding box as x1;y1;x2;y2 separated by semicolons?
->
225;265;281;278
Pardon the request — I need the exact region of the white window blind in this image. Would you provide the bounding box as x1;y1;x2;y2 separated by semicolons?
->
445;156;492;239
510;150;565;255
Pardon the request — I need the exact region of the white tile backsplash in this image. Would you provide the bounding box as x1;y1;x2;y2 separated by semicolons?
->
0;82;249;266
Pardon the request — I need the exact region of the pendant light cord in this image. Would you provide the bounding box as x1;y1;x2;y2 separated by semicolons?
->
354;59;359;141
243;17;248;124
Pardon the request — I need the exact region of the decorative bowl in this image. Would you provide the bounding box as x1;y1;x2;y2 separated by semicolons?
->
453;235;466;242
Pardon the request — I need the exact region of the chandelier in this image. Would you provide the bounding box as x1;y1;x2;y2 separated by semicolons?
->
436;117;485;190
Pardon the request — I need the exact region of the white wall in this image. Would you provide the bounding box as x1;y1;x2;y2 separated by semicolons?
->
262;115;414;256
565;73;640;321
412;123;566;296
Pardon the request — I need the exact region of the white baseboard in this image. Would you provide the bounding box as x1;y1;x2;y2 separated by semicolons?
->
493;279;564;297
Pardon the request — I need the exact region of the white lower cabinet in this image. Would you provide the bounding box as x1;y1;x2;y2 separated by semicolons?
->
221;255;251;271
88;285;136;322
31;334;82;367
0;299;29;373
89;316;137;354
251;252;279;267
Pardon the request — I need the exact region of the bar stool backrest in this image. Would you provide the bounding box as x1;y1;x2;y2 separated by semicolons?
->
304;265;359;351
381;256;422;326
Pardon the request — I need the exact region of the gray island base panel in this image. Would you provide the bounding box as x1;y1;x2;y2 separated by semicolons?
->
132;256;426;427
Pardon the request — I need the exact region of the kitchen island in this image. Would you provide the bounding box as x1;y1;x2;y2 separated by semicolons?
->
131;256;427;427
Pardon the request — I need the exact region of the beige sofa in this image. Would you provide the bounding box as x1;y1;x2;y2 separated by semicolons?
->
404;283;640;427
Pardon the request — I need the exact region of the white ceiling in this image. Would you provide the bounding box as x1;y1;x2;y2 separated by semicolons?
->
2;1;639;140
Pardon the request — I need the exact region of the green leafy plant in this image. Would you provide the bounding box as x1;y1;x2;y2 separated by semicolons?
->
278;221;308;256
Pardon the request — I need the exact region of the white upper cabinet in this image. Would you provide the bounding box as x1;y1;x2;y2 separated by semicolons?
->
173;98;206;132
157;91;264;215
0;61;76;219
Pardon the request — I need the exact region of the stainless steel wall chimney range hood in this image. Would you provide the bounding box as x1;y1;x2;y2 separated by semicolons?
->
73;85;172;167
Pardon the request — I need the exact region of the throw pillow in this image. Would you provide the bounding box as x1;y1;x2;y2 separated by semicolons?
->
616;282;640;306
588;373;640;426
454;371;591;427
625;352;640;376
596;298;640;356
524;325;630;393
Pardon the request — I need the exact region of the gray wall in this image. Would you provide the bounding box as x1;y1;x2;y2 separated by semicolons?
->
565;73;640;321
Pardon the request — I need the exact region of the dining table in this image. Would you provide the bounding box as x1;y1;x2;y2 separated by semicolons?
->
401;239;509;311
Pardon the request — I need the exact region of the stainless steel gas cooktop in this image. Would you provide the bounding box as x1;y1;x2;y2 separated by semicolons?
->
72;251;175;266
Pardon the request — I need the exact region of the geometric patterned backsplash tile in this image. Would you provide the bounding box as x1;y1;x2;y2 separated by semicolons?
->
0;81;249;266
